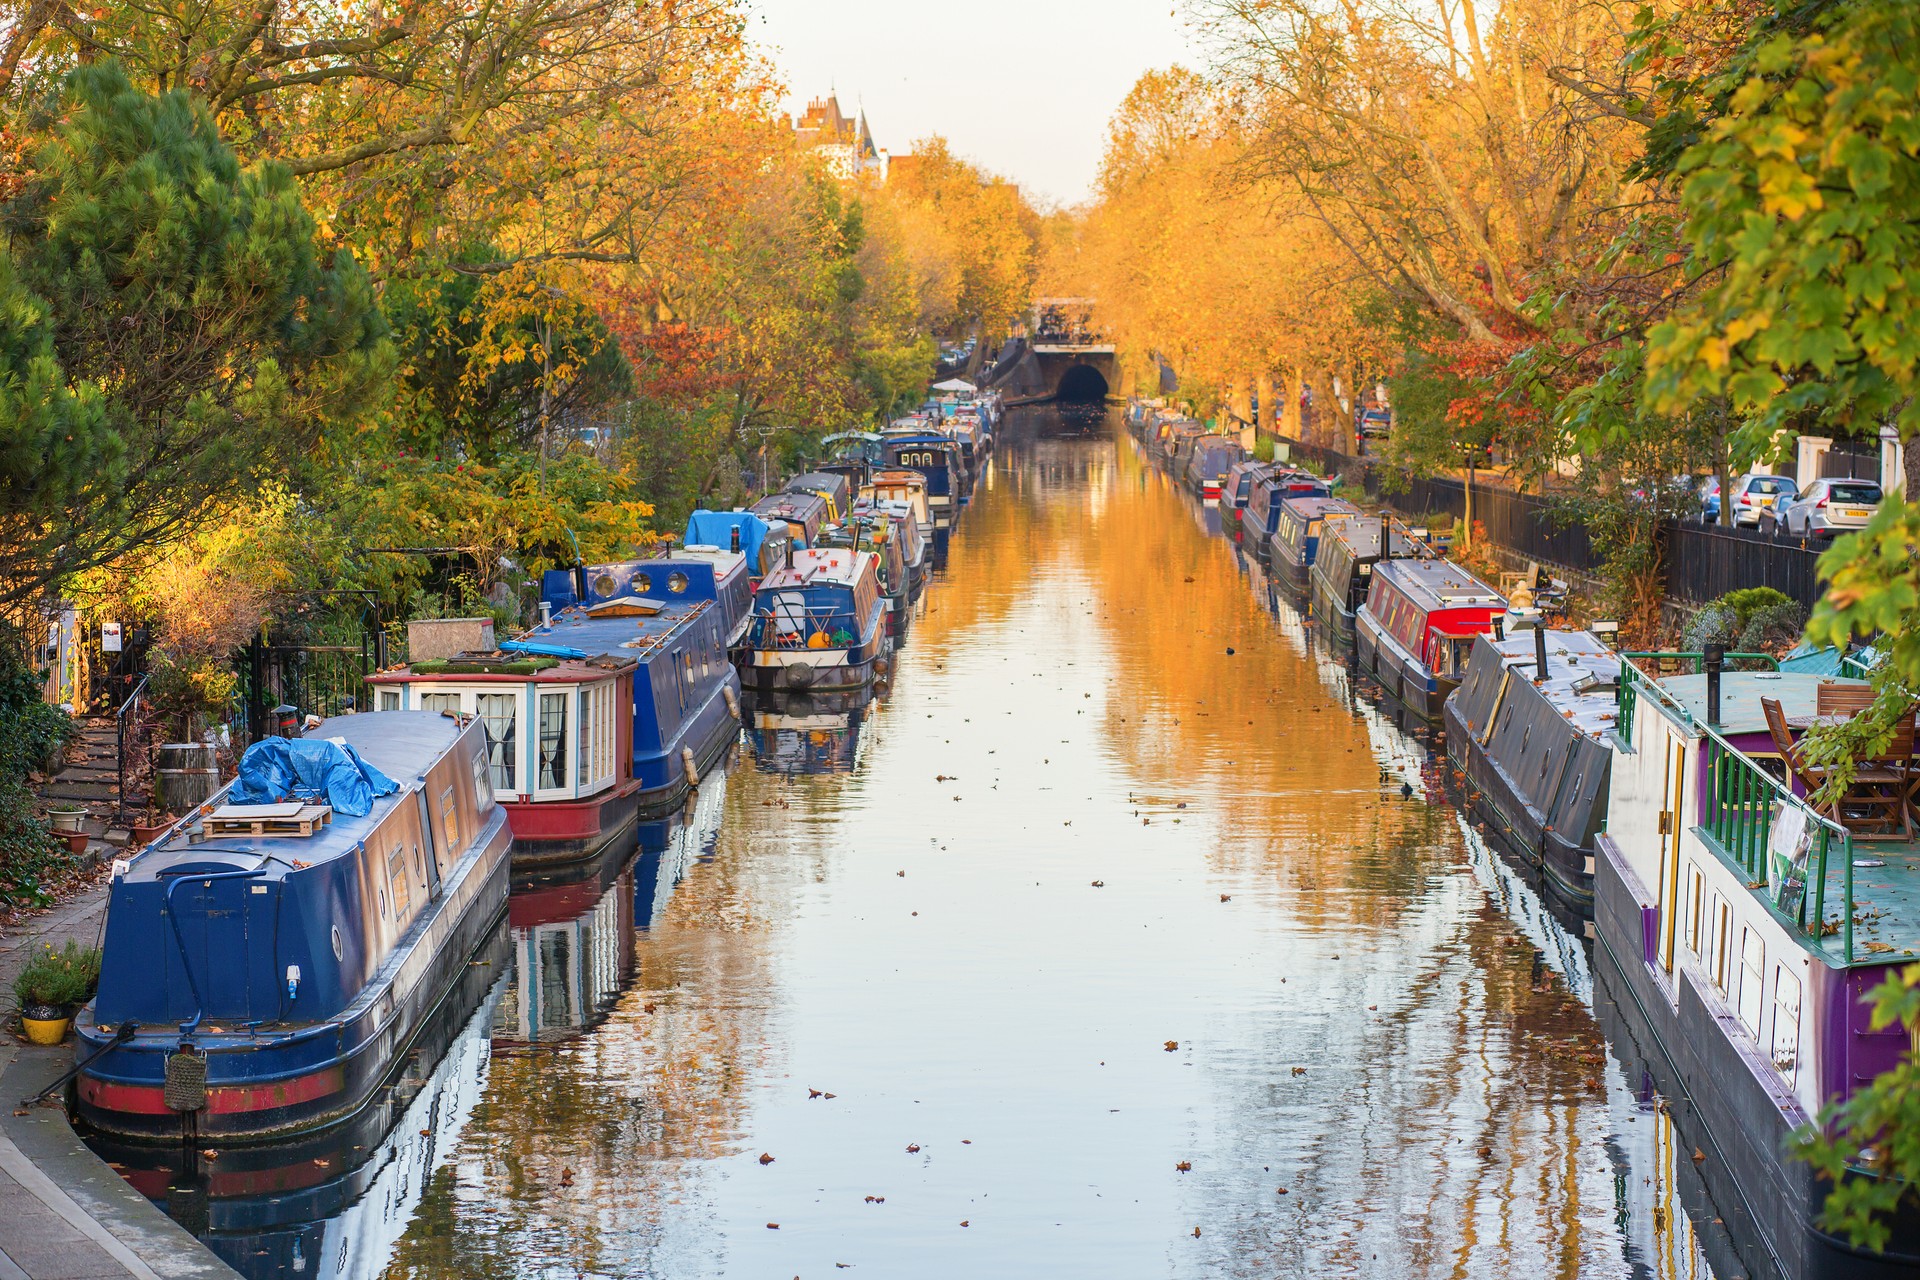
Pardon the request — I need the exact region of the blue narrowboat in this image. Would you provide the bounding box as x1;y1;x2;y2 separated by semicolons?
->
1240;471;1332;564
741;547;887;692
1183;436;1244;504
1222;460;1276;515
817;513;910;629
882;432;962;529
1270;495;1360;598
817;431;887;491
75;712;511;1141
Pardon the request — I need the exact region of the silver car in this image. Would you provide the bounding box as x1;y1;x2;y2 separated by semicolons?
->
1781;478;1883;538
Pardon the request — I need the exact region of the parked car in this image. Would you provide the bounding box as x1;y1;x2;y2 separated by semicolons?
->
1696;473;1797;524
1779;478;1883;538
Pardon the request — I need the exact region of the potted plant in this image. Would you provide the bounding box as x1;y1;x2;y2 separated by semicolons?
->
46;804;86;834
59;830;89;855
127;809;175;847
13;941;102;1045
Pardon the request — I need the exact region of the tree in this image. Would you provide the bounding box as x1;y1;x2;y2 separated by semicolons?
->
0;63;389;606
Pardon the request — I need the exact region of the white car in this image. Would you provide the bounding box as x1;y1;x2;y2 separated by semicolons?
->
1780;478;1883;538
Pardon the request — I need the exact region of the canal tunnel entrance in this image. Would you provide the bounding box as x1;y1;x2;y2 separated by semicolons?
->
1055;363;1110;403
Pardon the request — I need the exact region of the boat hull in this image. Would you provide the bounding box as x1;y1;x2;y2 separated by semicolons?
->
502;780;643;869
1442;697;1594;914
1594;837;1920;1280
74;813;512;1144
1355;610;1450;721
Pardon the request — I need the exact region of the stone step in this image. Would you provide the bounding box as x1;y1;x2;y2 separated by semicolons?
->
54;764;119;782
42;780;120;803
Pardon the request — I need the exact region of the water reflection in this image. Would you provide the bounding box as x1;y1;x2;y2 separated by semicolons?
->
113;407;1742;1278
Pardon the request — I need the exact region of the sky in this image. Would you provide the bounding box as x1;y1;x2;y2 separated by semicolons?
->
746;0;1204;208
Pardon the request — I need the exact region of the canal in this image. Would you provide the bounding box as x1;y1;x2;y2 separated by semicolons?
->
125;408;1731;1278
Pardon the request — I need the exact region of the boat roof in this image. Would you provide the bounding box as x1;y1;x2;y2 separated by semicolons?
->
760;548;877;591
1478;631;1621;738
1654;670;1865;736
822;431;883;444
1374;557;1505;611
127;713;461;882
1280;496;1360;520
371;650;631;685
753;492;827;521
515;591;719;663
787;471;850;495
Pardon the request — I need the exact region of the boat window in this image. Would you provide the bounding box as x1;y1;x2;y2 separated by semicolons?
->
475;693;518;792
1685;866;1704;955
1771;967;1801;1083
419;691;461;715
538;692;570;791
594;572;618;598
439;784;460;855
578;688;594;788
386;842;412;922
668;571;689;594
1711;895;1733;991
379;689;402;712
634;573;653;595
470;742;493;806
1737;928;1765;1037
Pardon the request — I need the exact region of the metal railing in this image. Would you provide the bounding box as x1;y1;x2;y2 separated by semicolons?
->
750;608;863;651
1614;652;1778;745
1699;727;1856;962
115;673;149;824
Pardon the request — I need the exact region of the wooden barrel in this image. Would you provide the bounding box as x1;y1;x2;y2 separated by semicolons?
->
157;742;221;813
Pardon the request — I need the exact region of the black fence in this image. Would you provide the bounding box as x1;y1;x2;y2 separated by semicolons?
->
1269;434;1826;608
1665;519;1825;607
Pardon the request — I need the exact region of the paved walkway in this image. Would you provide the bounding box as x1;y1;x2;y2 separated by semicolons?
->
0;1047;237;1280
0;886;111;1005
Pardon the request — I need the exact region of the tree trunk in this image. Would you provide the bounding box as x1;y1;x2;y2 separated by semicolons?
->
1255;370;1275;439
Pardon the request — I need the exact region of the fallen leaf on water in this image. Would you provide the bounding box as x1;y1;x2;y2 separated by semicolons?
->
959;1220;970;1228
1164;1040;1179;1052
961;1139;972;1144
1091;880;1104;887
809;1089;822;1098
824;1092;836;1099
759;1153;775;1165
1219;894;1230;902
1291;1067;1307;1076
896;870;905;877
419;1129;431;1136
1175;1161;1191;1172
1192;1226;1202;1238
200;1149;220;1160
560;1168;574;1186
906;1143;921;1153
766;1222;780;1230
1277;1187;1289;1195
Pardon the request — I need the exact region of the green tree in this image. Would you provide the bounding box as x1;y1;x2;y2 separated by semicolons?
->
0;63;390;605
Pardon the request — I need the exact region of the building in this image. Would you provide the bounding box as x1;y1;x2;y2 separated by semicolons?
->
793;94;888;182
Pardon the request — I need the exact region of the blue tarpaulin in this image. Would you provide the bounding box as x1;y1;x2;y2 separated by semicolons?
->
228;737;400;818
685;510;770;568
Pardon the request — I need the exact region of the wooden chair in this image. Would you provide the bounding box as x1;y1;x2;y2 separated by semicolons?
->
1817;682;1878;717
1763;697;1910;840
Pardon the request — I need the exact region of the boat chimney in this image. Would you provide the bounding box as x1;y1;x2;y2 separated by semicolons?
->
540;600;552;626
1491;615;1504;642
1704;643;1725;727
731;526;742;553
1534;622;1549;682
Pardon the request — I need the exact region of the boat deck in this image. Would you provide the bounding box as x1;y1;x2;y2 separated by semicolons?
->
1839;839;1920;959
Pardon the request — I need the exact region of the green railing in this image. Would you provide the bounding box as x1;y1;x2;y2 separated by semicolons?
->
1698;726;1855;962
1614;652;1779;746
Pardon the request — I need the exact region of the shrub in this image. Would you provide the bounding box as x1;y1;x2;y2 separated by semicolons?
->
0;628;71;908
13;940;101;1009
1739;600;1810;652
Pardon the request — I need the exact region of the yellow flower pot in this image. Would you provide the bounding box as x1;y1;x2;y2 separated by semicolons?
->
21;1013;70;1046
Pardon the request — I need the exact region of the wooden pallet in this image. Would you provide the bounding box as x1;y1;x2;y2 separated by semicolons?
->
205;803;333;838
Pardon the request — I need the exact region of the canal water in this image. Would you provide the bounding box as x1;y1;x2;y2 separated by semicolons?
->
124;408;1734;1278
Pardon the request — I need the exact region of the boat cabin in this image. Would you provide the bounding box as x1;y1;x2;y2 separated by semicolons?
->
1363;557;1506;687
752;491;831;549
881;436;959;525
1184;438;1243;499
785;471;852;521
1310;516;1423;623
1223;460;1276;510
1272;496;1360;574
867;470;933;533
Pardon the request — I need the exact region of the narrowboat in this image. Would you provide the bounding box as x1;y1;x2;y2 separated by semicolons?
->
1223;460;1276;514
785;471;852;521
818;431;887;490
1596;658;1920;1277
75;712;511;1141
374;569;740;865
1354;557;1506;721
85;927;509;1280
1443;629;1617;913
1240;471;1333;564
867;470;934;540
946;416;987;493
882;432;962;530
741;547;887;692
855;496;930;595
1270;495;1360;596
1308;516;1422;643
1162;422;1211;472
1183;436;1243;504
752;490;830;550
683;510;790;585
818;514;910;627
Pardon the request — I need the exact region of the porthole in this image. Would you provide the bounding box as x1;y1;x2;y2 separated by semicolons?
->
668;571;689;594
634;572;652;594
594;572;618;597
331;926;345;960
